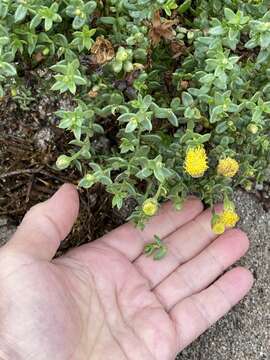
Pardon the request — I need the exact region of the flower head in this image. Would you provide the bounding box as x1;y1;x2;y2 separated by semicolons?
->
217;157;239;178
247;124;258;134
220;210;240;228
184;146;208;178
142;198;158;216
212;221;226;235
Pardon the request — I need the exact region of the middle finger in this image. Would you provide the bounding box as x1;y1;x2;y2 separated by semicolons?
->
134;207;221;288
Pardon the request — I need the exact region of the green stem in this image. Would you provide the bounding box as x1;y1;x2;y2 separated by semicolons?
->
154;182;164;201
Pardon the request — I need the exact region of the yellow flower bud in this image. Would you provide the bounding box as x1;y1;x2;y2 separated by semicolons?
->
184;146;208;178
75;8;81;16
244;181;253;192
212;221;226;235
220;210;240;228
217;157;239;178
11;88;17;97
116;47;129;62
142;198;158;216
247;124;259;134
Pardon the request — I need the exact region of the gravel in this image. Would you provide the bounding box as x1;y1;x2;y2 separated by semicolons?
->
177;189;270;360
0;189;269;359
0;217;16;247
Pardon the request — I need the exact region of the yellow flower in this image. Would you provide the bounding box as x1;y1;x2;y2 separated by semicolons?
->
212;221;226;235
184;146;208;178
142;198;158;216
217;157;239;178
220;210;240;228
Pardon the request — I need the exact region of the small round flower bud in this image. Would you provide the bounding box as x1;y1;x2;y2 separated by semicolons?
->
42;47;50;56
212;221;226;235
247;124;258;134
244;181;253;192
75;8;81;16
116;47;129;62
56;155;72;170
11;88;17;97
123;61;134;73
112;60;123;73
142;199;158;216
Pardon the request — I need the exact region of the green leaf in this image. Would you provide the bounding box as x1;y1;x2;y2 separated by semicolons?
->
73;16;85;29
112;194;124;210
224;8;236;22
30;14;42;29
125;120;138;133
216;121;228;134
14;5;27;22
85;1;97;14
136;168;152;179
178;0;191;14
182;92;194;106
154;246;168;260
252;108;262;122
0;62;16;76
209;26;224;36
167;111;179;126
260;32;270;48
78;174;96;189
44;18;53;31
99;17;116;25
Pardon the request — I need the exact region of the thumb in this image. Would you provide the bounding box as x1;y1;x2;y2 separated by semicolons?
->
5;184;79;261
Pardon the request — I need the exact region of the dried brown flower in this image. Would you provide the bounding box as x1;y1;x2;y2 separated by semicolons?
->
91;36;115;65
149;11;177;46
88;90;98;98
180;80;189;90
33;52;45;63
170;40;186;59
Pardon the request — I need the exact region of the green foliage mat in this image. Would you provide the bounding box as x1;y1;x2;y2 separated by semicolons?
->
1;0;270;229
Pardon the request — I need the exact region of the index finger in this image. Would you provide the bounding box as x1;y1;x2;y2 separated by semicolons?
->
98;198;203;261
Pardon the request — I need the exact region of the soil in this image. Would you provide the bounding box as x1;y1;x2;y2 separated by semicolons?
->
0;90;133;254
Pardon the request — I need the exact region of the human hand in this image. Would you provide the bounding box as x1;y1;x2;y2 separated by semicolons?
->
0;184;253;360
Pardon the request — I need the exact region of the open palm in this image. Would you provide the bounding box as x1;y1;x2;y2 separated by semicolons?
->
0;185;253;360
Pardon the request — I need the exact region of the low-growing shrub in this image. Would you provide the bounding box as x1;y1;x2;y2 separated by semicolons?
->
1;0;270;236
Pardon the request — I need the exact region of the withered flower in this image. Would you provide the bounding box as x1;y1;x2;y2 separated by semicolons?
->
149;11;177;46
91;36;115;65
170;40;186;59
180;80;189;90
88;89;98;98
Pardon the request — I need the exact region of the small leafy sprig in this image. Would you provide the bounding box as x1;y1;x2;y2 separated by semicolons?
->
51;59;87;94
30;2;62;32
144;235;168;260
66;0;97;29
